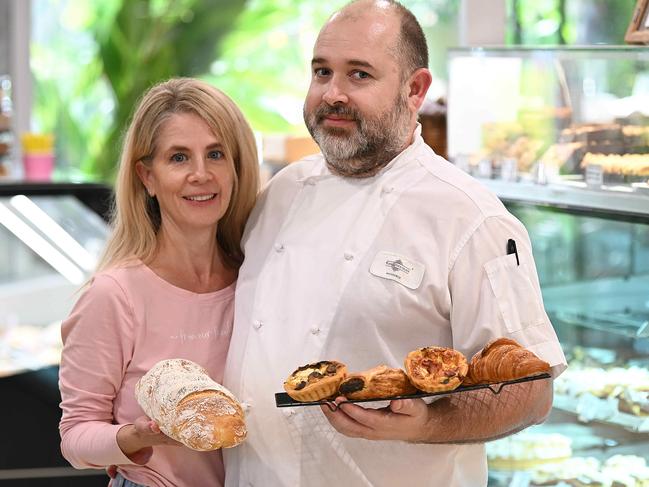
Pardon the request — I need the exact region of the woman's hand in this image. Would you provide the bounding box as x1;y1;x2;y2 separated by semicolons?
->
320;397;431;442
116;415;182;464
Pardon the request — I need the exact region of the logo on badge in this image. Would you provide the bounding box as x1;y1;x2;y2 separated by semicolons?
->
385;259;411;274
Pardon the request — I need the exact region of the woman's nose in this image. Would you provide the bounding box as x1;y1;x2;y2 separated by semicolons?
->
188;159;212;183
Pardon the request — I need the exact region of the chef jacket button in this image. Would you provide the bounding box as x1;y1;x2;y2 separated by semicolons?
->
307;178;317;186
241;401;252;412
253;320;263;330
282;409;295;418
310;326;320;335
382;186;394;194
274;243;285;253
344;252;354;261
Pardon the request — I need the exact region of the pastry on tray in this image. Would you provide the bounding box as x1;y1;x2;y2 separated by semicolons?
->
284;360;347;402
404;347;468;393
338;365;417;400
463;337;550;386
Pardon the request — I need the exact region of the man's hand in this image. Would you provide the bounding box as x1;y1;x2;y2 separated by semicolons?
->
320;397;430;442
116;415;182;464
323;380;554;444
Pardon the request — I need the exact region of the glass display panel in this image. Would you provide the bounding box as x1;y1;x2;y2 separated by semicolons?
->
487;202;649;486
0;193;108;376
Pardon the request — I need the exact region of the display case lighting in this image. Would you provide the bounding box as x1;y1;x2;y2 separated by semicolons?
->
9;195;97;271
0;202;84;284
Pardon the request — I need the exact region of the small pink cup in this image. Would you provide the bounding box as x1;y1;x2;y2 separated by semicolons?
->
23;154;54;181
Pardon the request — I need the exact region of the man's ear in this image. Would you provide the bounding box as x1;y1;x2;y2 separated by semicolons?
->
135;161;154;197
406;68;433;113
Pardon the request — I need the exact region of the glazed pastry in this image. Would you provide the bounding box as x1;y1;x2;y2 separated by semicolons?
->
463;337;550;385
404;347;468;393
135;358;247;451
284;360;347;402
338;365;417;400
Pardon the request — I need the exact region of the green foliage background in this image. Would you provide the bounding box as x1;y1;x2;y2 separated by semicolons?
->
31;0;458;184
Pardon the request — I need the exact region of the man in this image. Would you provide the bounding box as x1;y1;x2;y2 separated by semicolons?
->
223;1;566;486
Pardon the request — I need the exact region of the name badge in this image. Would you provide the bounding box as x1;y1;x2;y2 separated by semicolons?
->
369;251;425;290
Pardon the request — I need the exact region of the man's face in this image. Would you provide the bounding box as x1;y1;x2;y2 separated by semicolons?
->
303;11;413;178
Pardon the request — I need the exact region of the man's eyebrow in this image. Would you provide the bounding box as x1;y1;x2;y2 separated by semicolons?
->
311;57;375;70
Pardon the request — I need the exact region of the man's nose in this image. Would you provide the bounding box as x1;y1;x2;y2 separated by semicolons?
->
322;77;349;105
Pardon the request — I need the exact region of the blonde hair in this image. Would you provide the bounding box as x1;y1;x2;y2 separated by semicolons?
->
96;78;259;272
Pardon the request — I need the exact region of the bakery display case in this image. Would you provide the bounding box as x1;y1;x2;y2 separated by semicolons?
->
0;182;111;377
447;46;649;195
447;46;649;487
0;182;111;486
484;198;649;486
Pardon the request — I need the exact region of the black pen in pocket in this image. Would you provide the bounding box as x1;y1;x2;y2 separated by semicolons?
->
507;239;520;266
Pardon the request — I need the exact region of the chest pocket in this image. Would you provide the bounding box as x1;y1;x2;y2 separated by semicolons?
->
484;253;545;333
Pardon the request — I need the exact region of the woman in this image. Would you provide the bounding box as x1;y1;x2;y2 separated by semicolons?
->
58;78;259;487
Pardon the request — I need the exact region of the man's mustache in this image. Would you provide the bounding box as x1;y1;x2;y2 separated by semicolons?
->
314;104;359;123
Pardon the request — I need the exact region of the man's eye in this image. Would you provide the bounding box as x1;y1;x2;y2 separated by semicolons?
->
208;150;224;160
351;71;370;80
170;153;187;163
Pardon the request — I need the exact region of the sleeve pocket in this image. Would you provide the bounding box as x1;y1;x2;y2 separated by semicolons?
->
484;253;545;333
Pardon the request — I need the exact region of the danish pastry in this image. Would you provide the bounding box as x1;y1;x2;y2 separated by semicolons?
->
404;347;468;393
463;337;550;385
284;360;347;402
338;365;417;400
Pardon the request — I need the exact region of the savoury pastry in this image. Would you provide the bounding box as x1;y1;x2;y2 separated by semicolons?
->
284;360;347;402
135;358;247;451
404;347;468;393
463;337;550;385
338;365;417;400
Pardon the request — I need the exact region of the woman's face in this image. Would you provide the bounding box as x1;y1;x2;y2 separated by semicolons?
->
136;112;235;236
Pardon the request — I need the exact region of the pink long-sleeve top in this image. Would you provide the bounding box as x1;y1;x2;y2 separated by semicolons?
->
59;261;235;487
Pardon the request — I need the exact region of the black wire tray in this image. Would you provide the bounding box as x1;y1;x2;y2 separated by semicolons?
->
275;372;551;410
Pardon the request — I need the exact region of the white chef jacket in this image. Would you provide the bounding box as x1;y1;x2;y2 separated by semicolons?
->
224;125;567;487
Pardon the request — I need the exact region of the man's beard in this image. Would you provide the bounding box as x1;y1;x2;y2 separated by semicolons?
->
303;92;411;178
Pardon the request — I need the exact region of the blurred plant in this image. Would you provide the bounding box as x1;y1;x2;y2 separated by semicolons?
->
32;0;246;182
94;0;247;181
507;0;637;45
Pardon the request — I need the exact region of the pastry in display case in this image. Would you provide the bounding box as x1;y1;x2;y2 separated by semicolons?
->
447;46;649;193
484;195;649;486
0;76;12;178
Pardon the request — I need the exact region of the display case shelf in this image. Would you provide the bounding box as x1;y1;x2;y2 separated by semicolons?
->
554;310;649;339
481;179;649;219
553;393;649;433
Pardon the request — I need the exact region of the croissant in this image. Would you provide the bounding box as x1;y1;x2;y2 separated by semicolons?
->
338;365;417;400
463;338;550;385
135;358;247;451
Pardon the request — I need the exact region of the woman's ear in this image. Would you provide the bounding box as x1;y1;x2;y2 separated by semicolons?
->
135;161;155;197
406;68;433;113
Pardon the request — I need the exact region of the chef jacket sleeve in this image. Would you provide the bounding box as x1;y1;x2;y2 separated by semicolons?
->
448;213;567;377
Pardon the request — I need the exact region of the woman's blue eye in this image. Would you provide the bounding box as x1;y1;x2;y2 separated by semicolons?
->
171;153;187;163
352;71;370;80
208;150;224;160
314;67;331;77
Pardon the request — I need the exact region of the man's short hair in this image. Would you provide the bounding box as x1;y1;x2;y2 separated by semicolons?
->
388;1;429;77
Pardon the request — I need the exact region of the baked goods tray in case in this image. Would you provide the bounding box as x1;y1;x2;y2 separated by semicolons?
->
275;372;551;409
